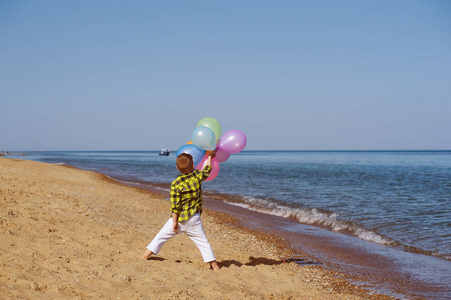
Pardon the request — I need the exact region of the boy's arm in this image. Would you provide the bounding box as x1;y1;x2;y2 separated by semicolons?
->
205;150;216;168
199;151;216;180
172;212;180;233
170;184;181;233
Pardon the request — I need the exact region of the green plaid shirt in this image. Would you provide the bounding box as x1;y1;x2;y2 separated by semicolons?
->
170;165;212;222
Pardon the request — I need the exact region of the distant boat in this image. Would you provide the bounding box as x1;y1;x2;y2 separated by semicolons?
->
159;148;170;156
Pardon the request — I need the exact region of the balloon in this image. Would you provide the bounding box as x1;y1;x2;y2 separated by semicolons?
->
196;156;220;181
176;144;205;166
205;159;220;181
217;129;247;154
197;117;221;142
192;126;216;151
215;148;231;163
187;141;210;155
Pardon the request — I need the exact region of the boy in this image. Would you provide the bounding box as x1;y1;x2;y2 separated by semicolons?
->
140;151;220;271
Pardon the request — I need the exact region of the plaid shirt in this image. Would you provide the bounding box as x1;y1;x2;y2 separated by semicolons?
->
170;165;212;222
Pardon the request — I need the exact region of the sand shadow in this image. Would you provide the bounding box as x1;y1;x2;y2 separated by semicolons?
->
147;257;166;261
219;260;244;268
219;256;320;268
175;259;194;264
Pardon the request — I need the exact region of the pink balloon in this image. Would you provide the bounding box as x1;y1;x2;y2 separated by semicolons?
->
206;158;220;181
196;156;220;181
215;149;231;163
217;129;247;154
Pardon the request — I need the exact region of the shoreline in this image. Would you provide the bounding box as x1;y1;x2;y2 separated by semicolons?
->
202;198;449;299
0;157;396;299
117;173;450;299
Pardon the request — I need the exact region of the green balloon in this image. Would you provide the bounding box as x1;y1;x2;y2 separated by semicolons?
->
197;117;221;142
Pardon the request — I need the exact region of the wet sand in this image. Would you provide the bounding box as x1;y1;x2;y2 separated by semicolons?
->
1;158;396;299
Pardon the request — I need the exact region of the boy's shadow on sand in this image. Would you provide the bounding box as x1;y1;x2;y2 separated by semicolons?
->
147;257;166;261
220;256;320;268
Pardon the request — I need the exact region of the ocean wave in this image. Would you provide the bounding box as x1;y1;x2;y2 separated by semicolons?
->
224;196;394;247
151;186;170;193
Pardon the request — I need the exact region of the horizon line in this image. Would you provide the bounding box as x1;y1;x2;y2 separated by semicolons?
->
3;149;451;153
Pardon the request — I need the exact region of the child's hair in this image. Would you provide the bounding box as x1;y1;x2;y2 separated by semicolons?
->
176;153;194;173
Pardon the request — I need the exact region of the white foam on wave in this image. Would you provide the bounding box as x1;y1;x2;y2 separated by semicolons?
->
152;186;170;193
225;196;393;246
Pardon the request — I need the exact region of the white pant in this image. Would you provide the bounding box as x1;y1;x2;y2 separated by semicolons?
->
146;213;216;263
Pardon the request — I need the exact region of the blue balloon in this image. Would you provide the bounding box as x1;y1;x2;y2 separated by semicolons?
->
176;144;205;166
192;126;216;151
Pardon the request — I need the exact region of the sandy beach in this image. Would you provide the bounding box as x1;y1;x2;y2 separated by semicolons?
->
0;158;394;299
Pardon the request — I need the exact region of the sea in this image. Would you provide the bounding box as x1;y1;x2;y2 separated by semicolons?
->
9;150;451;299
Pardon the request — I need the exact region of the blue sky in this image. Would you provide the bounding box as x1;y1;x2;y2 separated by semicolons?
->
1;0;450;151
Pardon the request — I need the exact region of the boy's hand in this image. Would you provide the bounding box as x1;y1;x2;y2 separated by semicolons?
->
171;212;179;233
173;221;180;234
209;150;216;158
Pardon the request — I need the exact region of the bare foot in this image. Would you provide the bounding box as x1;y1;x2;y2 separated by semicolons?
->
210;260;220;271
140;249;153;260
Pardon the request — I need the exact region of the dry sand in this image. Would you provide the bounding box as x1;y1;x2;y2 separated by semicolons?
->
0;158;393;299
